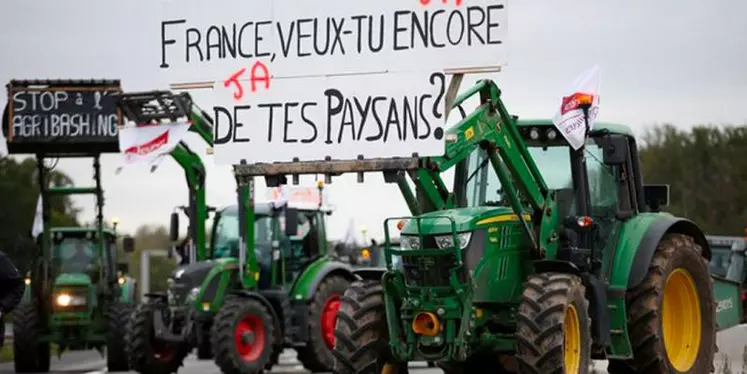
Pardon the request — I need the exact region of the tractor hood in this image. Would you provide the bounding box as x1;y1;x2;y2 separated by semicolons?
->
171;261;215;290
400;206;527;235
54;273;92;287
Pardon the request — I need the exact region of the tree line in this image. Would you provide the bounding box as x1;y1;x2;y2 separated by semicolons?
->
0;123;744;282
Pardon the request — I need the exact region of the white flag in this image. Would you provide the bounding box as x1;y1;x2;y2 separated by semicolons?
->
31;194;43;239
552;65;601;150
118;121;192;165
0;131;8;157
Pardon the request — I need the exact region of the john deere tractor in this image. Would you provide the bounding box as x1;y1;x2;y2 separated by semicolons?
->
4;80;139;373
232;76;734;373
115;90;357;374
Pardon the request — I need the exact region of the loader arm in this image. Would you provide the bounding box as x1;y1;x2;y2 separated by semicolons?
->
170;142;208;261
234;77;556;251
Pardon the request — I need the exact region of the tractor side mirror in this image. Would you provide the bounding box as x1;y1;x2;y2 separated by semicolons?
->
285;208;299;237
643;184;670;212
122;236;135;253
602;134;629;166
170;212;180;242
117;262;129;274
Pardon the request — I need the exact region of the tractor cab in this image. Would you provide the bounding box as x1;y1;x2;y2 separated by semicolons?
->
209;202;331;288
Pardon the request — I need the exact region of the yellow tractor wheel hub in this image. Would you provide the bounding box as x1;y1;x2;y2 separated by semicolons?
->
662;268;702;372
563;304;581;373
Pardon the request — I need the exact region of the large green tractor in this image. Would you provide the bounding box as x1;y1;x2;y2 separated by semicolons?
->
115;90;357;374
232;77;737;373
4;80;139;373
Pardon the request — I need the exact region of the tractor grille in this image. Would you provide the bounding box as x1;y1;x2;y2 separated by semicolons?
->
400;236;466;287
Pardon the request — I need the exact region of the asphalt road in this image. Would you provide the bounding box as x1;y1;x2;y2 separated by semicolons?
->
2;325;746;374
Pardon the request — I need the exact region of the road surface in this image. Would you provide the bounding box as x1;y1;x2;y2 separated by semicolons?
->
2;325;746;374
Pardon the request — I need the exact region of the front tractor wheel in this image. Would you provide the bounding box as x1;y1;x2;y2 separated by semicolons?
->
297;275;351;372
331;280;407;374
106;302;134;371
608;234;716;374
125;300;189;374
13;301;50;373
516;272;591;374
211;296;274;374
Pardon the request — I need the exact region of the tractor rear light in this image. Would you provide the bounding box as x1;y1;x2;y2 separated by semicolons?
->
576;216;594;228
412;312;441;337
397;220;407;231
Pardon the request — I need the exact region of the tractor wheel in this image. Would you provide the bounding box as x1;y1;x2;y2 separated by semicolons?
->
125;300;189;374
211;296;274;374
107;302;134;371
297;275;351;372
515;272;591;374
331;280;407;374
607;233;716;374
13;301;51;373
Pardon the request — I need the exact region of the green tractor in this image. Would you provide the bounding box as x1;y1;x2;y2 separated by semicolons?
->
4;80;139;373
232;77;735;373
115;90;357;374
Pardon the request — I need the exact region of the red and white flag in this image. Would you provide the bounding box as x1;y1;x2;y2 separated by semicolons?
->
118;122;192;165
552;66;601;150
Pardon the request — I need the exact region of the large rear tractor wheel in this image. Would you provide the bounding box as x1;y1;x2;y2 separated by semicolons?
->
125;300;189;374
107;302;134;371
607;234;716;374
297;275;351;372
516;272;591;374
331;280;407;374
211;296;274;374
13;301;51;373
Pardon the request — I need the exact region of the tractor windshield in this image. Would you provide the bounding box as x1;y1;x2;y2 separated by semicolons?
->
466;138;616;214
52;237;98;275
212;212;273;259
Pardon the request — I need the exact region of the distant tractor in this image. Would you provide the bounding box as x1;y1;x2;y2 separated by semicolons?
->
3;80;138;373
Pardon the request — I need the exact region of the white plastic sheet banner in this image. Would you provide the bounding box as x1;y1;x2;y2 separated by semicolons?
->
0;132;8;157
31;194;43;239
552;66;601;150
118;121;192;165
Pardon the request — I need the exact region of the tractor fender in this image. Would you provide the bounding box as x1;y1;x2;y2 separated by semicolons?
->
232;290;282;327
611;214;710;291
288;257;356;302
353;268;387;282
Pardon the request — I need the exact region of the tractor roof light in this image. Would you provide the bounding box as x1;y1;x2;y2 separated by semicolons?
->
361;248;371;259
577;93;594;105
529;127;540;140
396;220;407;231
547;128;558;140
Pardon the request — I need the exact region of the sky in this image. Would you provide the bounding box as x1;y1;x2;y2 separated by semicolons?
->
0;0;746;243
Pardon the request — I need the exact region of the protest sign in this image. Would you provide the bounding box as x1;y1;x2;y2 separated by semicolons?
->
118;121;192;165
157;0;508;84
212;70;447;165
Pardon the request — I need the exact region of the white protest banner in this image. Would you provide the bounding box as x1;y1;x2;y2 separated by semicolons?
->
118;122;192;164
212;70;446;165
552;65;601;150
157;0;507;85
265;186;328;207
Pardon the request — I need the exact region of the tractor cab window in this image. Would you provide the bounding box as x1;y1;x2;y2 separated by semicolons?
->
52;238;97;275
212;212;278;259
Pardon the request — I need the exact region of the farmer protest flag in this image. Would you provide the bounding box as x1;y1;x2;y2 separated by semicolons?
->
552;66;601;150
32;194;43;239
118;121;192;165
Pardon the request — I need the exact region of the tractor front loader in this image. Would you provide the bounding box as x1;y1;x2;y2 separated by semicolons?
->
114;91;357;374
233;77;721;373
4;80;138;373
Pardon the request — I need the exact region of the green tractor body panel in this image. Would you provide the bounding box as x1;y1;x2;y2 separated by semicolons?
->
288;256;354;301
712;276;743;330
54;273;92;287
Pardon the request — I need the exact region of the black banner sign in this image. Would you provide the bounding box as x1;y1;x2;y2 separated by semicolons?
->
3;80;123;154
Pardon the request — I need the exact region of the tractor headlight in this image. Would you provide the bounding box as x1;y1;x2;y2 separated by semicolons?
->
400;236;421;250
186;287;200;303
56;293;86;307
434;232;472;250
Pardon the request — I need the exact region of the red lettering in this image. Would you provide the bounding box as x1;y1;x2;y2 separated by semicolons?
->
249;61;271;93
420;0;463;6
224;68;247;101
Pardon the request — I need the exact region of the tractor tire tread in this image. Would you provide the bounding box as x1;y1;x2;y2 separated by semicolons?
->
331;279;393;374
12;301;50;373
107;302;134;371
607;233;716;374
516;272;591;374
125;301;189;374
297;275;351;373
